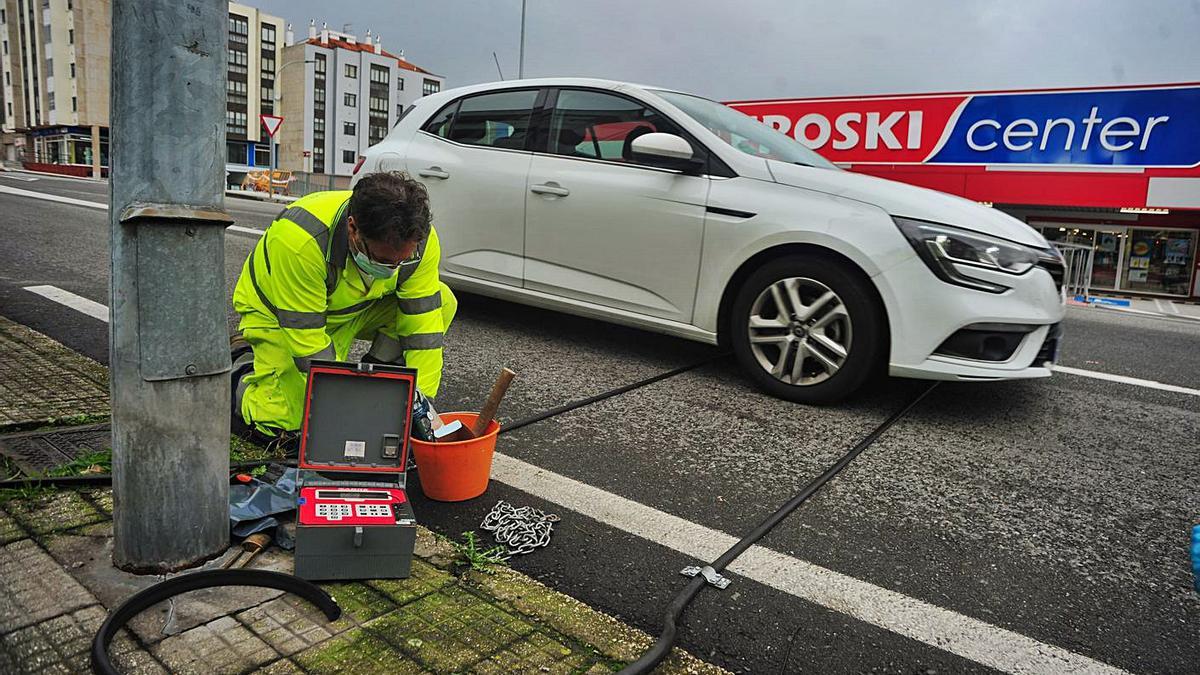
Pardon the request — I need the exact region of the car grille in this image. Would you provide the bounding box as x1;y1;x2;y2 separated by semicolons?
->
1038;258;1065;293
1035;323;1063;365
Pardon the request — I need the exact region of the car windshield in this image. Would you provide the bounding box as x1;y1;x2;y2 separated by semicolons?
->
652;89;838;170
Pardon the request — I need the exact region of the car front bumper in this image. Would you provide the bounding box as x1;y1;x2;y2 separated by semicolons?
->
877;253;1066;382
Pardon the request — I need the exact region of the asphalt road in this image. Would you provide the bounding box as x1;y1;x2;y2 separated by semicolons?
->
1;171;1197;674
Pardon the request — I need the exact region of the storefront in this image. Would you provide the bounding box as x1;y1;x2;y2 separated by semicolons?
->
727;82;1200;299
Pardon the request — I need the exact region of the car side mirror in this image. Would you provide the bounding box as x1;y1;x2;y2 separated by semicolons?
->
630;133;704;174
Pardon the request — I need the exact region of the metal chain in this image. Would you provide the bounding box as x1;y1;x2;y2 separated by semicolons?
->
480;500;560;556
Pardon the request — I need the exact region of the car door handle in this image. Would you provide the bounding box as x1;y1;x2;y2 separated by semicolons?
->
417;167;450;179
530;182;570;197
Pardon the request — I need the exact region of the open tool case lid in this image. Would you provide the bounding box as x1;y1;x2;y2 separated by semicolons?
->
298;360;415;484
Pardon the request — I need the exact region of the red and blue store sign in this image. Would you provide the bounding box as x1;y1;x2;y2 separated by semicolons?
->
726;83;1200;209
728;84;1200;168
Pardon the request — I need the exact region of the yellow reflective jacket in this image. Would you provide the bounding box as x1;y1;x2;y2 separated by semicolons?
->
232;190;448;396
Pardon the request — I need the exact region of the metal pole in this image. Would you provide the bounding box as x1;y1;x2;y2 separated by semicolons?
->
90;124;101;178
518;0;526;79
109;0;232;573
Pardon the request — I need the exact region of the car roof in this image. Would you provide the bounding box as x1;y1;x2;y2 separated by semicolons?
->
423;77;670;100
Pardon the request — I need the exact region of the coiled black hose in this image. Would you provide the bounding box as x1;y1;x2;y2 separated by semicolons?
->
90;569;340;675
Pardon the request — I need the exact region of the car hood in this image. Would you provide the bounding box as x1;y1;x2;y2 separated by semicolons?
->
766;160;1049;248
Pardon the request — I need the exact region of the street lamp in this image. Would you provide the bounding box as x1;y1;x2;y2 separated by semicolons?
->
518;0;527;79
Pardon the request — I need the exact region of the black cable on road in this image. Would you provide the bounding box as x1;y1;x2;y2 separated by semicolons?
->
0;355;725;490
619;381;941;675
500;352;728;435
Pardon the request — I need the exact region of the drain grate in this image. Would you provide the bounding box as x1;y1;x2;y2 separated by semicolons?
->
0;423;110;475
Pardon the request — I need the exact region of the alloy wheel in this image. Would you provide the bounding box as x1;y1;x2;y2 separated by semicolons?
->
747;277;853;386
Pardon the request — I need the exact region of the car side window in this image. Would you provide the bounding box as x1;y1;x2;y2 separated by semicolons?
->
421;101;458;138
431;90;538;150
549;89;691;167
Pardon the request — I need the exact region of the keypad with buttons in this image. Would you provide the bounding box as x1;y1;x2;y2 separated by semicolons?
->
315;503;353;521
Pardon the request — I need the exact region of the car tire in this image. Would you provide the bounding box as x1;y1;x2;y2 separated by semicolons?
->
729;254;885;404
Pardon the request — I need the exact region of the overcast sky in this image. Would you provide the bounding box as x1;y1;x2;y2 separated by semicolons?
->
250;0;1200;101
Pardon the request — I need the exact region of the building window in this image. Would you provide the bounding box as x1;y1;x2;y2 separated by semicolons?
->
254;144;271;167
69;62;74;78
1;9;5;23
227;141;247;165
345;64;357;79
369;64;389;84
314;54;326;73
226;110;247;135
397;78;404;91
261;25;276;46
313;117;325;133
2;41;7;55
228;48;248;74
68;29;73;44
228;16;248;39
368;96;388;113
48;97;54;111
397;103;404;116
4;72;8;86
344;93;356;107
261;55;275;73
314;87;325;103
342;150;356;164
343;122;356;136
44;58;52;76
71;96;76;112
422;79;439;96
226;79;247;105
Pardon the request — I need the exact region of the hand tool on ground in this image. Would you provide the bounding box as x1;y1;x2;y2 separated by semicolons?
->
234;532;271;568
440;368;516;442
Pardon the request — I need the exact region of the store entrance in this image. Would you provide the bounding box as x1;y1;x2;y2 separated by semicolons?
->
1036;223;1196;297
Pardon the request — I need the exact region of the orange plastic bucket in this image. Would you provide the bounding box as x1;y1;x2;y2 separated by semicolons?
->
410;412;499;502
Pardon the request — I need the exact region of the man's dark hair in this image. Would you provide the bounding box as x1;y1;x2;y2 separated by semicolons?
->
348;171;432;247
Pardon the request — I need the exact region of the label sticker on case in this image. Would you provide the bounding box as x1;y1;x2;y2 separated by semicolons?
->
344;440;366;459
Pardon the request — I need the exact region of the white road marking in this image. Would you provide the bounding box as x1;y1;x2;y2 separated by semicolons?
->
492;453;1128;675
0;184;272;236
0;184;106;209
22;285;108;322
1054;365;1200;397
1166;300;1181;315
228;225;265;237
0;173;39;182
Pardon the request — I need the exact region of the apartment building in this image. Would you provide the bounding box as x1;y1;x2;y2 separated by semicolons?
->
226;1;284;171
0;0;110;171
0;1;285;176
277;22;445;177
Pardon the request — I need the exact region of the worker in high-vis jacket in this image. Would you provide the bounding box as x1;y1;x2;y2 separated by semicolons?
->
230;171;456;447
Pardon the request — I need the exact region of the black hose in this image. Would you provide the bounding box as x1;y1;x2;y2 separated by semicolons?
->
619;382;940;674
500;354;727;435
91;569;340;675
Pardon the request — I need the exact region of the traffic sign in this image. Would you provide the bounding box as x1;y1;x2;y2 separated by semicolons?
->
260;114;284;138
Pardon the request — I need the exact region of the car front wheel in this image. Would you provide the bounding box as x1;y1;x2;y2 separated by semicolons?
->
729;254;885;404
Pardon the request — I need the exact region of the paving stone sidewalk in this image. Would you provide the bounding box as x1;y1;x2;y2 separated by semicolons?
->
0;316;109;430
0;490;725;674
0;319;727;674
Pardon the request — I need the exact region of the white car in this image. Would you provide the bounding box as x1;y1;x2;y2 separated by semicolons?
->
356;78;1066;404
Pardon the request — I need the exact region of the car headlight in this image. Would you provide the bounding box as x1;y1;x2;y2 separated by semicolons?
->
893;217;1042;293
